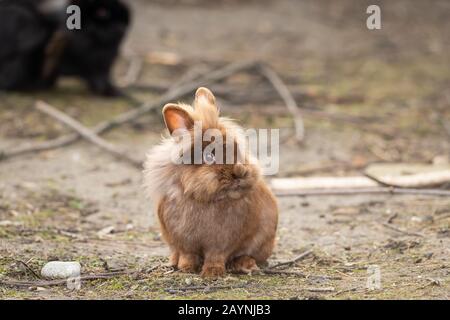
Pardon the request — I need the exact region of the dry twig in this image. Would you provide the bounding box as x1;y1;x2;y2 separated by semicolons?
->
333;286;359;297
274;187;450;197
118;55;144;88
268;249;314;269
386;212;398;224
261;269;307;277
258;63;305;142
0;270;133;288
166;284;246;294
0;264;165;288
35;101;142;169
14;259;41;280
305;287;335;293
381;222;424;237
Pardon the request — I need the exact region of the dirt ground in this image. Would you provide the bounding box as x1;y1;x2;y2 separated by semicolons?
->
0;0;449;299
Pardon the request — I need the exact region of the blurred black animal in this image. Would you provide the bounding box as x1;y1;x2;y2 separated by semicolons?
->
0;0;130;96
46;0;131;96
0;0;51;90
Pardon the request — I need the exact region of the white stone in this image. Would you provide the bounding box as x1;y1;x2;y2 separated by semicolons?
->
41;261;81;279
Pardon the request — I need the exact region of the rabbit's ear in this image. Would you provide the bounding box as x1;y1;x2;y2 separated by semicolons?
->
162;104;194;135
195;87;216;108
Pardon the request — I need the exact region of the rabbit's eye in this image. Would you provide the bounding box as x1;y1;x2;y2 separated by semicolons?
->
203;151;216;165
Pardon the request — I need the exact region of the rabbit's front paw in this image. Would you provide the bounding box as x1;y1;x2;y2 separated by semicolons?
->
201;265;226;278
228;256;259;274
168;252;179;268
178;253;201;273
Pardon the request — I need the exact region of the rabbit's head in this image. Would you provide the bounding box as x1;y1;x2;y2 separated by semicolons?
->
145;87;261;203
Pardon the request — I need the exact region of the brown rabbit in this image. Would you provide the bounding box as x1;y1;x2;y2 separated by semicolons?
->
143;87;278;277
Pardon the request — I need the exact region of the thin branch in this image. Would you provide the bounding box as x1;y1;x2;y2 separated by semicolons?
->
0;270;133;288
381;222;424;237
118;55;144;88
14;259;42;280
0;265;165;288
333;286;359;297
386;212;398;224
365;165;450;188
261;269;307;277
1;60;258;161
281;161;368;177
165;284;246;294
268;249;314;269
261;269;342;281
305;287;335;293
258;63;305;142
274;187;450;197
35;101;142;169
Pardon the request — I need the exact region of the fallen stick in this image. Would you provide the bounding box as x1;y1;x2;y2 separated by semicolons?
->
268;249;314;269
35;101;142;169
381;222;424;237
258;63;305;142
281;161;368;177
274;187;450;197
271;176;450;197
118;55;144;88
271;176;379;190
0;264;167;288
0;60;257;161
14;259;41;280
365;163;450;188
306;287;335;293
0;270;133;288
261;269;342;280
166;284;245;294
386;212;398;224
333;286;359;296
261;269;307;277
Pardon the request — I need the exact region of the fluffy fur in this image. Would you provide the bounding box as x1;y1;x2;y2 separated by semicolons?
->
144;88;278;277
